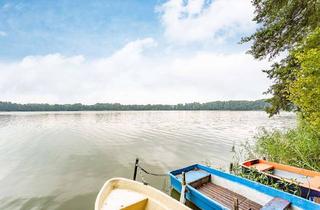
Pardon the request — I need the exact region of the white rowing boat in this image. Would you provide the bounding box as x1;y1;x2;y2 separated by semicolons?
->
95;177;190;210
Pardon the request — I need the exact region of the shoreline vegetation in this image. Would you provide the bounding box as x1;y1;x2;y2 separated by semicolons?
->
254;122;320;171
0;100;269;112
239;0;320;181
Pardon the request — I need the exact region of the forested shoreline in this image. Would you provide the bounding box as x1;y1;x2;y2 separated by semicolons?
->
0;100;269;112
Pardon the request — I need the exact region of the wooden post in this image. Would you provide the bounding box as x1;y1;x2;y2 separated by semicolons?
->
180;172;187;204
229;163;234;173
233;197;239;210
133;158;139;180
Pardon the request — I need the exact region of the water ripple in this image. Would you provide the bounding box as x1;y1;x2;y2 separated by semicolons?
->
0;111;295;210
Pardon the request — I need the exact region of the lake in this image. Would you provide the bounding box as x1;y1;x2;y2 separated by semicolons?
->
0;111;295;210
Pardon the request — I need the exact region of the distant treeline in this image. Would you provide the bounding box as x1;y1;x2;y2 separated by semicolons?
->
0;100;269;112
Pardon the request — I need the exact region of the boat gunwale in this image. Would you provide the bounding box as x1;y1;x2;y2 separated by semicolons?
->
242;159;320;177
169;164;320;210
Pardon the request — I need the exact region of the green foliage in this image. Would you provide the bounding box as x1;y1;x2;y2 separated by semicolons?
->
289;28;320;131
253;121;320;171
238;0;320;192
263;55;298;116
232;166;301;196
242;0;320;59
0;100;269;112
243;0;320;116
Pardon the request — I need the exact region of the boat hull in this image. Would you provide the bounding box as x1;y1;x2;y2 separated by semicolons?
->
169;164;320;210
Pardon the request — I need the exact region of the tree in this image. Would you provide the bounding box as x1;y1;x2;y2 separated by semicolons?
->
0;100;269;111
242;0;320;59
242;0;320;115
289;28;320;130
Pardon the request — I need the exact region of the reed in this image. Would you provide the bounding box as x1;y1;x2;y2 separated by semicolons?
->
253;120;320;171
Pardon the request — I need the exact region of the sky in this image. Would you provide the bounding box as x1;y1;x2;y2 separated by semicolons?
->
0;0;271;104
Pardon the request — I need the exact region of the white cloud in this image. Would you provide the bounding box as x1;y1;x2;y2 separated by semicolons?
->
157;0;255;44
0;31;7;37
0;37;270;104
2;3;11;10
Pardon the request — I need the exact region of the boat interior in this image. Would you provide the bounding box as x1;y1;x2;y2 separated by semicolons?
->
176;168;291;210
101;189;150;210
243;160;320;189
97;178;189;210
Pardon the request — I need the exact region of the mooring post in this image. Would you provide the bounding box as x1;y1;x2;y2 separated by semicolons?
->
133;158;139;180
180;172;187;204
229;163;234;173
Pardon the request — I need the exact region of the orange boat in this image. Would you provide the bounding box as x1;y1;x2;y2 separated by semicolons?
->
242;159;320;202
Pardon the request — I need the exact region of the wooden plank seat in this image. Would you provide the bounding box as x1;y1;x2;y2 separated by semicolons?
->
251;163;274;172
177;169;211;188
121;198;148;210
197;182;262;210
305;176;320;189
261;197;290;210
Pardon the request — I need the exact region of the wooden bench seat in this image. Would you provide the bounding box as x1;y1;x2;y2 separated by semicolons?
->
197;182;262;210
304;176;320;189
261;197;290;210
177;169;211;188
251;163;274;172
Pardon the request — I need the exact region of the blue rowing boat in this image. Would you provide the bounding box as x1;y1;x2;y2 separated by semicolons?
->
169;164;320;210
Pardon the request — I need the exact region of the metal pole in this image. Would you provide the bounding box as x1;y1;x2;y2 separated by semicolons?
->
133;158;139;180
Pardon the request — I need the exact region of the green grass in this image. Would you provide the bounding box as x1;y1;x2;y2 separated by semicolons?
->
253;121;320;171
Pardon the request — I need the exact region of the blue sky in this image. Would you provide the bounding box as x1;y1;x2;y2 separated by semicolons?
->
0;0;162;59
0;0;271;104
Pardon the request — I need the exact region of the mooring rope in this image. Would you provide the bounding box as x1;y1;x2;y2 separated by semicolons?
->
133;159;169;186
136;164;169;177
138;167;149;185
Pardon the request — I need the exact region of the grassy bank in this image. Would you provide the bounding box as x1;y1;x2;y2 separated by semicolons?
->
253;119;320;171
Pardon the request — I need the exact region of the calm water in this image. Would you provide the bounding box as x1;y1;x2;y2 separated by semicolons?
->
0;111;295;210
